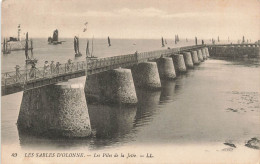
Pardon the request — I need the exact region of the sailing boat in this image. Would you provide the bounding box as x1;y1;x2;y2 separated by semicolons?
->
25;33;37;64
175;35;177;44
108;36;111;46
74;36;82;57
86;40;90;57
86;37;97;59
48;29;65;45
162;37;165;47
165;39;167;44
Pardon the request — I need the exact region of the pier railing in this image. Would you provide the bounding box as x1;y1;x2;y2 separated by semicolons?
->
1;44;204;90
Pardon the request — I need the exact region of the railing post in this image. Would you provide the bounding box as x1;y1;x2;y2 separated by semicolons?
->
15;65;20;82
4;77;7;93
34;69;36;79
25;69;28;82
135;51;138;64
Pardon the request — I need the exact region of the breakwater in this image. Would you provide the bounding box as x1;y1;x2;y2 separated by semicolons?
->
1;40;33;53
15;45;210;138
6;43;259;138
208;44;260;58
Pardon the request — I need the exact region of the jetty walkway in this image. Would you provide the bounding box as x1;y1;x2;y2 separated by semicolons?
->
2;43;259;96
1;45;203;96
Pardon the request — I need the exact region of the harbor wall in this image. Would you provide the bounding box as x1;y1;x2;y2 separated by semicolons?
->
208;45;260;58
1;40;33;52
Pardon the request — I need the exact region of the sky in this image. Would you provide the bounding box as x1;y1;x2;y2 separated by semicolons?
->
1;0;260;41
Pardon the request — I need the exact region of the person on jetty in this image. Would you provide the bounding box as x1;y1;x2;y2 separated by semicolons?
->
55;62;61;74
43;61;50;76
15;65;21;81
66;59;72;72
50;61;55;74
29;62;36;78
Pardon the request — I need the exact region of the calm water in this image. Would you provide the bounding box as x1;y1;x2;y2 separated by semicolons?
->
1;39;260;153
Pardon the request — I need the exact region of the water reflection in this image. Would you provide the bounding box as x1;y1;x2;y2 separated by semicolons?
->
18;129;92;149
160;80;176;103
88;104;138;149
159;71;194;104
173;74;190;95
134;89;161;127
88;104;137;139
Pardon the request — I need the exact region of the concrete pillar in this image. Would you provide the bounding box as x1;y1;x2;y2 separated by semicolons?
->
131;62;161;90
235;46;245;57
182;52;194;68
197;49;204;62
252;47;260;58
201;48;207;60
85;68;138;104
17;82;92;138
156;57;176;79
191;50;200;65
172;54;187;74
205;47;210;57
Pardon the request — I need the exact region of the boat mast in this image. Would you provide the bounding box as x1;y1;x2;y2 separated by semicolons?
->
3;38;6;54
25;32;29;59
77;37;80;54
162;37;165;47
30;39;33;56
91;36;94;57
5;38;8;53
74;36;77;54
108;36;111;46
86;40;90;57
18;24;21;41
